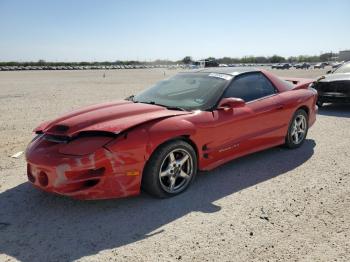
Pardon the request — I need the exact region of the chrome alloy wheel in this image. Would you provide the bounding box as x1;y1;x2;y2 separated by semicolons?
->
291;114;307;144
159;149;194;194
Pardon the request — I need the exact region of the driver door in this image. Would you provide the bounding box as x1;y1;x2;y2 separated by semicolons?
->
206;72;285;165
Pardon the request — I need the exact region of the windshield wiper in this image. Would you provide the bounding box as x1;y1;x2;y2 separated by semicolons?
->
165;106;187;111
139;101;187;111
125;95;135;102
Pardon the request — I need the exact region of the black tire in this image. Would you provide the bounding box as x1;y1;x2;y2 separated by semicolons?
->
142;140;197;198
285;109;309;149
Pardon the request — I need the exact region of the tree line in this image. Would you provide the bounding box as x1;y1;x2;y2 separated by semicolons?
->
182;52;336;64
0;52;336;66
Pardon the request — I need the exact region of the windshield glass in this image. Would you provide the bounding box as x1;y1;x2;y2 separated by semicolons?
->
334;62;350;73
133;73;231;110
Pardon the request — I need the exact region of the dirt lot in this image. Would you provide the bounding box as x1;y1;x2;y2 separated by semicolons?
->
0;68;349;262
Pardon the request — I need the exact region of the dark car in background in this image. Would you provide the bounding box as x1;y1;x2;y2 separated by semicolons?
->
294;62;310;69
313;62;350;106
331;62;343;69
273;63;291;69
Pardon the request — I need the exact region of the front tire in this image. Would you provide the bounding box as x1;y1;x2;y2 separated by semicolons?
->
142;140;197;198
285;109;309;149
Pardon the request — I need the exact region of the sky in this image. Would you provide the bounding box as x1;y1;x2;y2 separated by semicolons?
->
0;0;349;62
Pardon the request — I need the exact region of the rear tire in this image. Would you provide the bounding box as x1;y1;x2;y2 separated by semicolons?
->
142;140;197;198
285;109;309;149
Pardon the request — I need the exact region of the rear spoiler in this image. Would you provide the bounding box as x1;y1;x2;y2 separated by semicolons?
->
281;77;314;90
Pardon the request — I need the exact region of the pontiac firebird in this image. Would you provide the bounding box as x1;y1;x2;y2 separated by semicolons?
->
26;67;318;199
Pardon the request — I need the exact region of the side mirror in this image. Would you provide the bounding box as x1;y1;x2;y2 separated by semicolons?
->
217;97;245;111
326;70;332;74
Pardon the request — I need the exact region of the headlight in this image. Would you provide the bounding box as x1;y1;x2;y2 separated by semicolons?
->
59;136;114;156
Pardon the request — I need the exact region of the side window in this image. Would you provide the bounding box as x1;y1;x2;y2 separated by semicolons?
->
223;73;276;102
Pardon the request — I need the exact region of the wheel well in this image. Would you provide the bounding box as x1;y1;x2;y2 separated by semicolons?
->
180;135;199;158
297;105;309;116
158;136;199;159
145;136;199;167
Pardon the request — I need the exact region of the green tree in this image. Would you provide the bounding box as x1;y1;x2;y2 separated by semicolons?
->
182;56;192;64
270;55;285;63
37;59;46;65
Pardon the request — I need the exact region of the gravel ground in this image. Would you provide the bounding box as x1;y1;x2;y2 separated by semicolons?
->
0;68;349;262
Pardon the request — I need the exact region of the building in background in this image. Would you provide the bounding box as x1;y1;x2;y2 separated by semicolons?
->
339;50;350;61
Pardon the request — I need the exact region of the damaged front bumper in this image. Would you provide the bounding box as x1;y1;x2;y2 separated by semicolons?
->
25;134;145;200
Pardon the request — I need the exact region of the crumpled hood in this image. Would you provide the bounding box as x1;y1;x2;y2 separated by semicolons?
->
34;100;191;137
318;73;350;82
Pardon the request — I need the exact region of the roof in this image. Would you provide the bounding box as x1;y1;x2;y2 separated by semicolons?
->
190;67;260;76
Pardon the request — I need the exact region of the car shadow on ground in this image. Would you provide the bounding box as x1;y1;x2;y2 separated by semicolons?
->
0;140;315;262
318;103;350;118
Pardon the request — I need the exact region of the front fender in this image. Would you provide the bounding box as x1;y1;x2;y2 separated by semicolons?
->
104;115;197;181
144;117;197;160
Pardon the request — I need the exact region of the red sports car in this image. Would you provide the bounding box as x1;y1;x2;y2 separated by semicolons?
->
26;68;318;199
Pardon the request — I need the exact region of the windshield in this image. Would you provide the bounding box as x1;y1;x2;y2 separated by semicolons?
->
133;73;231;110
334;62;350;74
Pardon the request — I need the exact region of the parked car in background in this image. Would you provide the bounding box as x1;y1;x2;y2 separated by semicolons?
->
294;62;310;69
275;63;291;69
313;62;350;106
314;62;327;69
331;62;343;69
